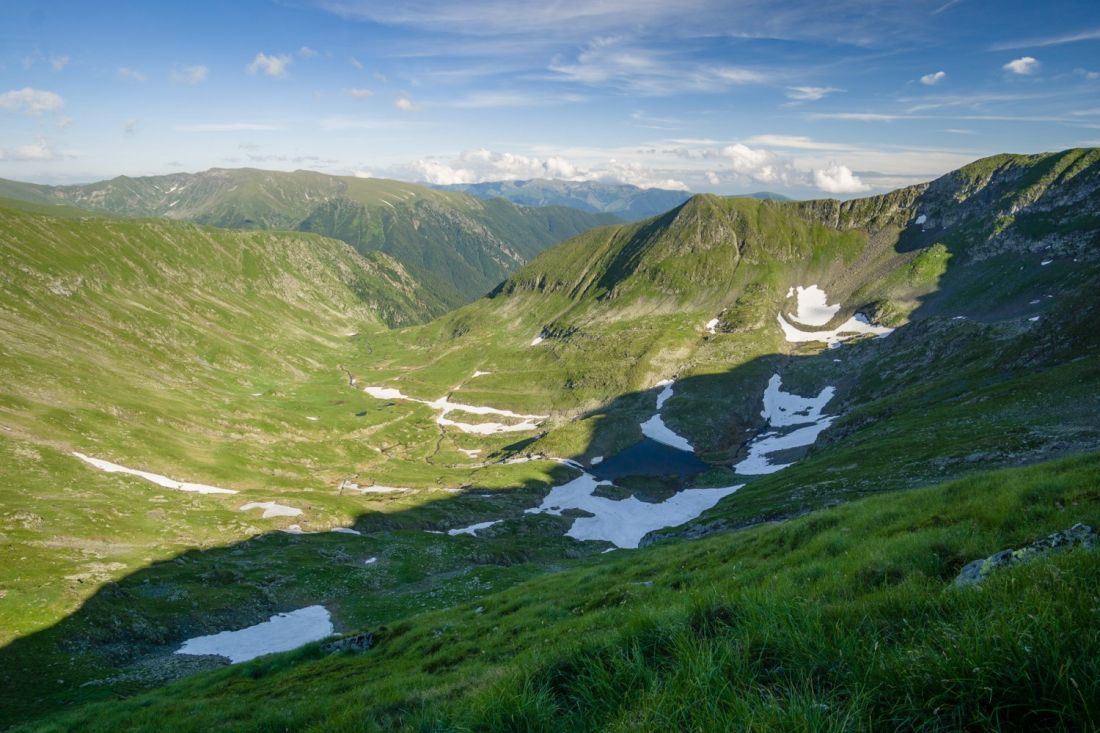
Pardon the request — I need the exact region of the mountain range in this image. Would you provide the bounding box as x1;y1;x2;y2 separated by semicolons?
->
0;148;1098;732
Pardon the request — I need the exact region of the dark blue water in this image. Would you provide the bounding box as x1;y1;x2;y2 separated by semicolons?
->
588;438;710;481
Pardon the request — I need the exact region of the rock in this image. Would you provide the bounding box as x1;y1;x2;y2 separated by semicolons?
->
322;632;374;655
954;523;1096;587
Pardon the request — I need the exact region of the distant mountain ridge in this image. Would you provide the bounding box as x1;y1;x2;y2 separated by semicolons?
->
0;169;618;314
436;178;792;220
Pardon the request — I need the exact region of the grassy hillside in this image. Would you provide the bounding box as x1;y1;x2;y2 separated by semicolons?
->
17;453;1100;731
0;169;619;311
1;149;1097;731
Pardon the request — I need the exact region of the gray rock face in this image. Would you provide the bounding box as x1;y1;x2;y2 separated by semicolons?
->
954;523;1096;587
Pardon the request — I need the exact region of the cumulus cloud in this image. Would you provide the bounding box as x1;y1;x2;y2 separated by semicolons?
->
785;86;842;101
813;162;870;193
117;67;147;82
344;87;373;98
1003;56;1039;75
247;52;292;78
920;70;946;85
394;96;415;111
0;137;63;161
172;64;209;84
721;143;798;185
408;148;687;190
0;87;64;115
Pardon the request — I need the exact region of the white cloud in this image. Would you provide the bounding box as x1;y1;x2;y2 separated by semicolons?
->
990;27;1100;51
721;143;798;185
172;64;209;84
0;87;64;115
344;87;373;98
297;46;319;58
247;52;292;78
785;86;842;101
50;55;70;72
56;115;73;130
394;96;415;111
175;122;281;132
349;56;364;70
1003;56;1039;75
745;134;854;151
117;67;147;82
920;70;946;85
813;162;870;193
0;137;63;161
407;148;687;190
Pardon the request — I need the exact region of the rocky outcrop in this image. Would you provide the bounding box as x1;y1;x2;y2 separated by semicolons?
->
954;523;1096;587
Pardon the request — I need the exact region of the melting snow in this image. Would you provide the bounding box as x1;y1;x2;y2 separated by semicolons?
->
175;606;333;663
364;556;378;564
458;448;482;457
915;214;927;225
705;318;719;334
777;312;893;348
734;374;836;475
240;501;302;519
447;520;501;536
363;385;547;434
306;416;319;422
1029;316;1040;322
331;527;361;535
1041;259;1053;266
471;370;492;378
72;452;238;495
526;469;741;548
530;332;546;346
788;285;841;326
590;456;604;465
778;285;893;347
640;381;694;452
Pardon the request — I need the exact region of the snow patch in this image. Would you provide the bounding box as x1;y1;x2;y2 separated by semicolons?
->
734;374;836;475
306;416;319;422
176;606;333;664
447;520;501;536
471;370;492;378
364;556;378;565
789;285;841;326
705;318;719;334
530;331;546;346
363;385;547;434
590;456;604;465
458;448;482;457
72;452;238;495
640;381;694;452
1041;259;1053;266
526;469;741;548
915;214;927;225
331;527;361;535
240;501;302;519
777;311;893;348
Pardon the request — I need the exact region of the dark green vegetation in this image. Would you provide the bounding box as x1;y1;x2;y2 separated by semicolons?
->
17;454;1100;732
0;169;618;312
1;149;1098;731
439;178;793;220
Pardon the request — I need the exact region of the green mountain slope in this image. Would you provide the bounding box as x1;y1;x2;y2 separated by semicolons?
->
1;149;1098;731
0;169;618;311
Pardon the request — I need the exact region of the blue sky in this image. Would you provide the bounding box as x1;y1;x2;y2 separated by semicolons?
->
2;0;1099;196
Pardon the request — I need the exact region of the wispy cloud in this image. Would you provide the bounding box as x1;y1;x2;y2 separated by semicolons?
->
785;86;842;102
297;46;319;59
117;67;147;82
172;64;209;84
445;91;583;108
50;55;70;72
246;52;292;78
175;122;282;132
990;26;1100;51
344;87;374;98
394;96;416;111
744;134;856;151
1003;56;1039;75
0;137;66;161
0;87;64;115
920;70;946;85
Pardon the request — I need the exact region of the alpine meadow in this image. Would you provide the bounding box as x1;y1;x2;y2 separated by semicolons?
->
1;2;1099;732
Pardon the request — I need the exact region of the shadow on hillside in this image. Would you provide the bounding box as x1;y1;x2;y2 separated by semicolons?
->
5;189;1100;729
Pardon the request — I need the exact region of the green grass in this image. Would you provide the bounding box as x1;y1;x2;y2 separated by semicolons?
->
17;452;1100;732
